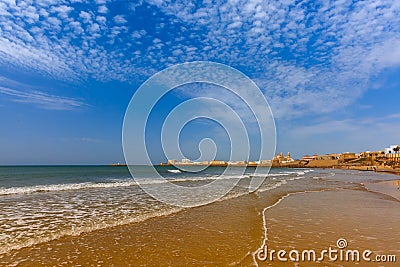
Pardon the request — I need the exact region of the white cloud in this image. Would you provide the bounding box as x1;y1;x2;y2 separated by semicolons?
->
280;114;400;157
0;76;86;110
50;5;73;18
89;23;100;33
98;5;107;14
113;15;127;24
73;137;102;143
145;0;400;112
0;37;78;80
0;0;398;118
387;113;400;119
0;86;86;110
366;39;400;69
79;11;92;23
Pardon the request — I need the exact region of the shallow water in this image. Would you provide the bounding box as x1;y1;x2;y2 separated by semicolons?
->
0;166;312;255
258;189;400;266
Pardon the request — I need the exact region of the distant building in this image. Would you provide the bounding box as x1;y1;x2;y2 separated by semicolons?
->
359;151;385;158
273;152;294;164
314;154;340;160
385;145;400;155
385;145;400;163
301;155;315;161
168;159;193;165
339;153;358;162
260;159;272;165
167;159;178;165
209;160;227;166
181;158;191;163
387;153;400;162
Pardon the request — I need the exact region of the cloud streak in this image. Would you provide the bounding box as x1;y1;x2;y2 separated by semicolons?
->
0;85;86;110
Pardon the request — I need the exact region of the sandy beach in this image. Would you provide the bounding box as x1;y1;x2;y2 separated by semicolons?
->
256;189;400;266
1;170;399;266
2;0;400;266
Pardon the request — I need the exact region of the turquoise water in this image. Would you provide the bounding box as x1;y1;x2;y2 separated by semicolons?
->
0;166;315;254
0;165;131;188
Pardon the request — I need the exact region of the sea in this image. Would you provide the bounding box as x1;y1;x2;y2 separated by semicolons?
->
0;165;316;255
0;165;397;258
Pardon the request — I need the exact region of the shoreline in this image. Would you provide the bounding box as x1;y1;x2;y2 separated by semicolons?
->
277;164;400;176
364;179;400;201
157;162;400;176
254;188;400;266
252;187;337;266
1;170;399;266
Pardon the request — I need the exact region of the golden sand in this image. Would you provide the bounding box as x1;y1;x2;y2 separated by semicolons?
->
256;189;400;266
1;177;399;266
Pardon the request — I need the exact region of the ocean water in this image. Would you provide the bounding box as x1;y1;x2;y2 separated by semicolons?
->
0;165;313;255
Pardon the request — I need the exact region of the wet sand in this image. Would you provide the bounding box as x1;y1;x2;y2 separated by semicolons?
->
365;179;400;201
1;174;399;266
256;189;400;266
1;191;267;266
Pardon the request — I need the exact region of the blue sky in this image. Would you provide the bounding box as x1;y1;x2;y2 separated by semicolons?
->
0;0;399;165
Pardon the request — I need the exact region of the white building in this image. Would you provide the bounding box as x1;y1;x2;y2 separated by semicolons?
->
385;145;399;155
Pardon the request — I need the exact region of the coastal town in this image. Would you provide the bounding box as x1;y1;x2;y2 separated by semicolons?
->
161;144;400;173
